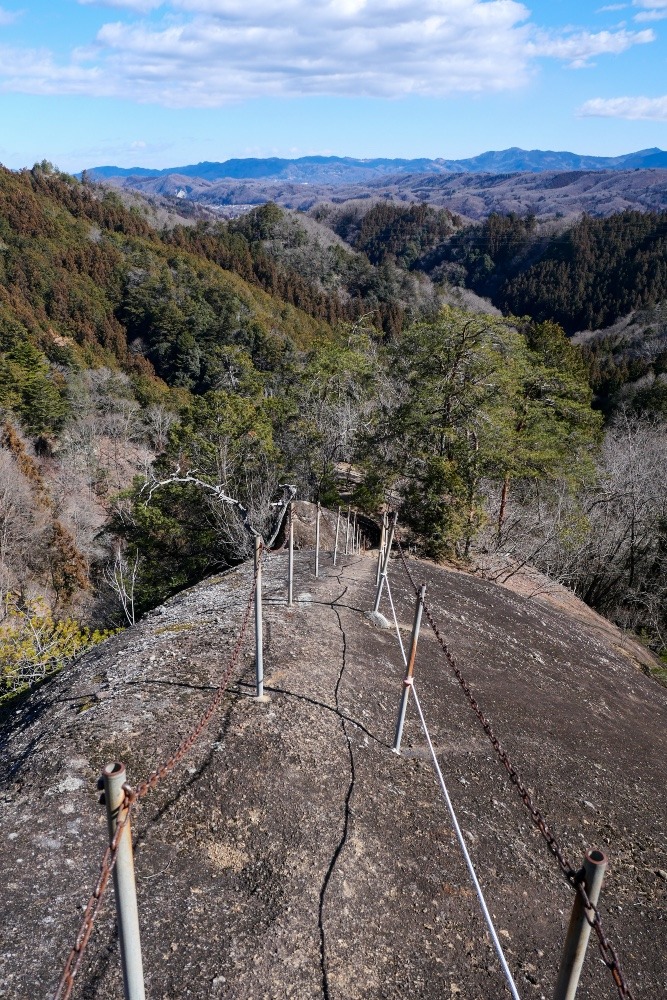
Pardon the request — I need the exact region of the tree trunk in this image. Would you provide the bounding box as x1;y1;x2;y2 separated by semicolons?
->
497;474;510;545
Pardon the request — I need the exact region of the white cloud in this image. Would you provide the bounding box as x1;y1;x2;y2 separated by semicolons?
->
578;94;667;119
0;1;659;106
632;0;667;15
528;27;654;67
0;5;19;25
78;0;165;10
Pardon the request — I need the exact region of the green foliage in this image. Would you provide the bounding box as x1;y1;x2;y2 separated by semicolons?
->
276;331;378;500
112;389;278;612
0;310;69;432
364;308;599;558
431;210;667;338
420;212;537;293
0;596;115;701
500;211;667;332
581;304;667;419
337;202;457;269
0;167;340;440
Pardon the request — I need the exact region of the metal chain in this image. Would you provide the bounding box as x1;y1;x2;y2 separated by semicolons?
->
53;795;134;1000
52;550;262;1000
395;537;635;1000
132;550;261;801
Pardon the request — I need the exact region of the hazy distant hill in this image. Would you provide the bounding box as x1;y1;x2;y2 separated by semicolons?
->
88;147;667;184
95;166;667;221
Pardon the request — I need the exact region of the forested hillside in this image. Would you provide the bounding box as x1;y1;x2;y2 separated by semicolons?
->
307;201;667;419
1;165;665;702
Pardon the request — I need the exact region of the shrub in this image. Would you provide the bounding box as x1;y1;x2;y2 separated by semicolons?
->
0;596;115;701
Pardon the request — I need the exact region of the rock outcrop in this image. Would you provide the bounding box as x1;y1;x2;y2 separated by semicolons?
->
1;543;666;999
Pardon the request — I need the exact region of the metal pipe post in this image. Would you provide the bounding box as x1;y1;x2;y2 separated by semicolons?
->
352;511;357;553
333;506;341;567
376;513;387;585
288;503;294;606
345;505;351;555
315;501;321;577
393;585;426;753
101;762;146;1000
254;535;264;698
373;512;397;613
553;849;608;1000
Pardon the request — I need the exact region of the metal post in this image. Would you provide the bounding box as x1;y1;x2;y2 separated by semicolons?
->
553;849;608;1000
352;511;358;554
373;512;397;613
254;535;264;698
393;585;426;753
101;762;145;1000
288;503;294;607
345;505;351;555
376;512;387;585
333;506;341;567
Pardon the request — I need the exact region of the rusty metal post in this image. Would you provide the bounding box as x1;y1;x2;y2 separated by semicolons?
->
373;512;397;613
254;535;264;698
288;503;294;606
553;849;608;1000
102;762;145;1000
345;505;351;555
393;585;426;754
315;501;321;577
333;506;341;567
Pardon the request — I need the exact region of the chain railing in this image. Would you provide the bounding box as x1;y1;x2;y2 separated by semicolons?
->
32;522;641;1000
395;536;635;1000
52;550;262;1000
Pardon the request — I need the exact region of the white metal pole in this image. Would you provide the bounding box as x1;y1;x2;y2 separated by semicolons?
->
333;506;341;567
373;513;397;613
254;535;264;698
288;503;294;607
102;763;145;1000
393;585;426;753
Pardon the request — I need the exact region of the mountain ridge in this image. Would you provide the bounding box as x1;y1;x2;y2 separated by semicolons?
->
86;147;667;184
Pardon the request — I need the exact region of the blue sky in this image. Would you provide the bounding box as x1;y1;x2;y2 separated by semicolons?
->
0;0;665;171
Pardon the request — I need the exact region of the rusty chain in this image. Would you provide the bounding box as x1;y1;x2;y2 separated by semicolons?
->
53;796;134;1000
52;549;262;1000
395;536;636;1000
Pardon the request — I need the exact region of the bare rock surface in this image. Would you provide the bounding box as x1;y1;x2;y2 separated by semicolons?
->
1;548;666;1000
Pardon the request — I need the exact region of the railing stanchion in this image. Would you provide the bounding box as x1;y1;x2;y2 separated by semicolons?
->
254;535;264;697
393;584;426;753
315;501;321;577
373;512;397;613
101;763;145;1000
376;512;387;585
288;502;294;606
553;849;608;1000
333;505;341;567
345;505;351;555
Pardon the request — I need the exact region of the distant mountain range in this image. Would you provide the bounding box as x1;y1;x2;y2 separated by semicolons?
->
87;147;667;185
